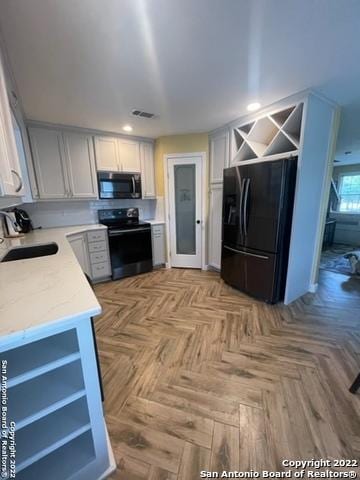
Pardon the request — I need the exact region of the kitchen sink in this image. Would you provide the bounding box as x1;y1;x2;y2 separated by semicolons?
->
0;242;59;262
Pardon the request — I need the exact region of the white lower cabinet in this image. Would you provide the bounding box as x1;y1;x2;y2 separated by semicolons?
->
151;224;166;266
1;321;114;480
208;184;223;270
68;233;91;278
68;229;111;282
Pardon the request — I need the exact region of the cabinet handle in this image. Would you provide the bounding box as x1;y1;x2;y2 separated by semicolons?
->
11;170;23;193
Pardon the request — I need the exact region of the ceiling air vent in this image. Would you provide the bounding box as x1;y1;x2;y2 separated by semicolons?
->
131;109;155;119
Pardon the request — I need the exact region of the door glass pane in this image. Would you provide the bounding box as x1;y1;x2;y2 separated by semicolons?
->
174;164;196;255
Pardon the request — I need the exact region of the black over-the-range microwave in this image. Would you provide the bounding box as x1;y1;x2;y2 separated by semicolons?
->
97;172;142;199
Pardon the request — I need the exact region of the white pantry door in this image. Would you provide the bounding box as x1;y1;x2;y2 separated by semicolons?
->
167;155;203;268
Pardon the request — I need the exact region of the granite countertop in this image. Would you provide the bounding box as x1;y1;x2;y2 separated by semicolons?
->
0;224;107;342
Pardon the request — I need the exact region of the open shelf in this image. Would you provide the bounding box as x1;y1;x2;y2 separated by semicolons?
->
231;103;303;163
3;329;79;387
238;121;254;135
269;106;296;127
246;117;278;156
233;129;245;152
264;131;297;156
8;360;85;429
16;397;91;472
17;430;96;480
236;142;257;162
282;103;303;146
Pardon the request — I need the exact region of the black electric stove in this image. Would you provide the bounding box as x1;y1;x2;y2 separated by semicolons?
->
98;208;153;280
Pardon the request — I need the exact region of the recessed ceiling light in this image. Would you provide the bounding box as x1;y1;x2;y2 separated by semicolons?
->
122;125;133;132
247;102;261;112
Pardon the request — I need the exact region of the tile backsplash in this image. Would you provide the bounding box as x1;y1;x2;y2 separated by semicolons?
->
23;198;164;229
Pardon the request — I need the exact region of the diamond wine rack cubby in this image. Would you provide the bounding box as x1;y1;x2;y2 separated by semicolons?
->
232;103;304;163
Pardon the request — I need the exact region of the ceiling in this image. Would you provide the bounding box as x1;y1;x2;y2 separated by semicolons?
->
1;0;360;155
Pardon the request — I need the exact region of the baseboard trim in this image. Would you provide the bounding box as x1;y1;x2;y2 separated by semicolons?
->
207;264;221;272
309;282;318;293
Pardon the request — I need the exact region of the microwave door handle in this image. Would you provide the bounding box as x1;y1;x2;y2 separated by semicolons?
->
132;177;136;195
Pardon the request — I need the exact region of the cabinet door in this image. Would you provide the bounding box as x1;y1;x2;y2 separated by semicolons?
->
68;233;90;277
64;132;98;199
210;130;229;184
140;142;156;198
208;184;223;270
29;127;69;199
118;139;140;172
0;52;23;197
94;136;119;171
151;224;166;266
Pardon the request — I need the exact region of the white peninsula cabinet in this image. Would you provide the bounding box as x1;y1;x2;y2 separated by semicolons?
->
28;127;98;200
0;320;114;480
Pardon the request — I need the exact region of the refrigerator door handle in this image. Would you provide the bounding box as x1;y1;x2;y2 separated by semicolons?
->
243;178;250;236
223;245;269;260
239;178;245;237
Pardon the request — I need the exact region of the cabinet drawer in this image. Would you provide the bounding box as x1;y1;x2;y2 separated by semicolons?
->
87;230;106;243
90;251;108;264
88;241;107;253
91;262;111;279
152;225;164;235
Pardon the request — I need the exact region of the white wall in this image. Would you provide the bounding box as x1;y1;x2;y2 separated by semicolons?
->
23;199;160;229
284;94;337;303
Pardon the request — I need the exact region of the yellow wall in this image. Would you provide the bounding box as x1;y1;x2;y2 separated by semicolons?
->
154;133;209;196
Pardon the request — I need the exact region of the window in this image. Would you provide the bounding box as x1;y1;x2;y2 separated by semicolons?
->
338;173;360;212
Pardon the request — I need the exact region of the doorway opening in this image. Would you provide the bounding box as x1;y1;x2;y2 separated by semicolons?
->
319;165;360;280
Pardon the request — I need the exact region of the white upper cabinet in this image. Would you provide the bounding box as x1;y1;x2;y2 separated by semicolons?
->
140;142;156;198
0;51;23;197
209;129;229;184
29;127;69;199
63;132;97;198
94;136;141;172
29;127;98;200
94;136;119;171
118;138;141;172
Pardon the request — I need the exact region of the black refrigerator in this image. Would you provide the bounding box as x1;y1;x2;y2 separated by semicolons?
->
221;158;297;303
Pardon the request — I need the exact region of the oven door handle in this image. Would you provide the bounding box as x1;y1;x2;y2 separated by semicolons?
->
109;227;150;236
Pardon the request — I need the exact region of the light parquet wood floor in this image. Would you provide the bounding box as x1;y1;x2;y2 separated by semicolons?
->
94;268;360;479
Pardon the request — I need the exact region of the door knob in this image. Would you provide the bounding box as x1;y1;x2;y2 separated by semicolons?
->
196;220;201;224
